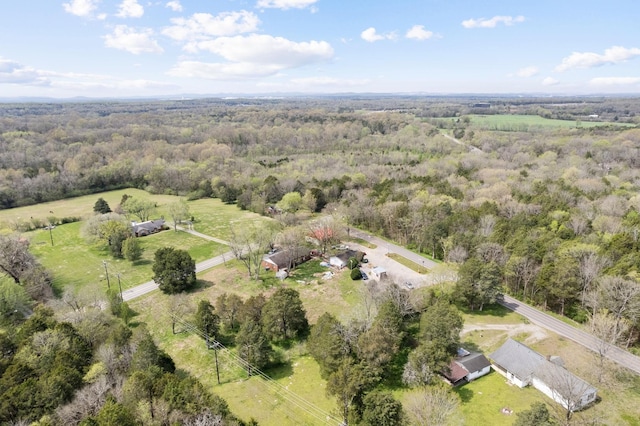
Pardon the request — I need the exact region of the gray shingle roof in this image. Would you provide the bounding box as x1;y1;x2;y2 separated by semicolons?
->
490;339;597;401
458;352;491;373
489;338;545;382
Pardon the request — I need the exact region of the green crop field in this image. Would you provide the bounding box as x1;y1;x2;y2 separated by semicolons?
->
468;114;635;131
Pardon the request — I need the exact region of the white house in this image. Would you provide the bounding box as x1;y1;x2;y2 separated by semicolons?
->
490;339;597;411
443;348;492;385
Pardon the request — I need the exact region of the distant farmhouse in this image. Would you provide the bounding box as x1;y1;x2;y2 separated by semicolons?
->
443;348;492;386
131;219;165;237
262;248;313;273
490;339;597;412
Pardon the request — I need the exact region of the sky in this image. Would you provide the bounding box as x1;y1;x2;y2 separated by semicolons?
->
1;0;639;98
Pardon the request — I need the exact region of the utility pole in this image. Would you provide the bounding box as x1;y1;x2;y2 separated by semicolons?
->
48;223;54;246
103;261;111;289
213;341;221;385
117;273;123;302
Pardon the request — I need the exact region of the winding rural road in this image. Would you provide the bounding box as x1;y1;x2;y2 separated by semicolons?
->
500;294;640;375
122;227;640;376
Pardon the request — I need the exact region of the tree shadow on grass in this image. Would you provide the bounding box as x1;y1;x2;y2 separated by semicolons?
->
264;361;294;380
459;303;510;318
454;386;474;403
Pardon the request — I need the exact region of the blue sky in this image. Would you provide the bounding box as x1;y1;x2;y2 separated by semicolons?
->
1;0;639;98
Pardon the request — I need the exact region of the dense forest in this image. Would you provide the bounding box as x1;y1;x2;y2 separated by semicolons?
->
2;95;640;424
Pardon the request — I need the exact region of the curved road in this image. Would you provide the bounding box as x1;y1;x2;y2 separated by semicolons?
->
121;227;640;376
500;295;640;375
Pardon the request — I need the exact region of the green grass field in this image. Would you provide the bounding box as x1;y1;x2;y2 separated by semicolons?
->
28;221;226;293
2;189;266;293
468;114;635;131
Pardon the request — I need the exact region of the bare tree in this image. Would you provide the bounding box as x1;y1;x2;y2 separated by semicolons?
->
169;293;193;334
167;199;190;232
589;309;630;383
506;256;540;299
275;225;309;271
0;234;37;284
478;214;496;237
377;283;416;317
563;245;610;307
55;376;111;425
229;222;276;280
535;362;597;425
476;242;508;266
404;385;461;426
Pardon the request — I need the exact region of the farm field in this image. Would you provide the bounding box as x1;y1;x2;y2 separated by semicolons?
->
429;114;636;133
467;114;635;131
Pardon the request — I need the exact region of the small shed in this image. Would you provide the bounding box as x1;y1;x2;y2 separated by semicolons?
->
443;349;491;386
372;266;387;279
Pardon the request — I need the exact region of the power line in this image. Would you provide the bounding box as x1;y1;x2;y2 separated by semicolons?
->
168;311;342;426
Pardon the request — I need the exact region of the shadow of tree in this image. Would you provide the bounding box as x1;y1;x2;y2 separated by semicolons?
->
454;386;474;403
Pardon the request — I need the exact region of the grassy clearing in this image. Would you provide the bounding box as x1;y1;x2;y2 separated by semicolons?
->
468;114;634;131
348;237;377;249
180;198;269;242
454;371;548;425
129;265;343;426
6;189;265;293
28;222;225;292
0;188;180;232
387;253;429;274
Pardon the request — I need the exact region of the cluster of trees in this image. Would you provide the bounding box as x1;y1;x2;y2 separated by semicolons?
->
0;300;242;425
173;287;309;379
305;281;463;425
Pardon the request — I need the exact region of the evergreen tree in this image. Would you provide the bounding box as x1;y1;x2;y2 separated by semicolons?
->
152;247;196;294
93;198;112;214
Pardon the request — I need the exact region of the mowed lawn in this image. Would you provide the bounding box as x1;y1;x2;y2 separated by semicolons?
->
28;221;226;292
3;189;268;293
0;188;181;232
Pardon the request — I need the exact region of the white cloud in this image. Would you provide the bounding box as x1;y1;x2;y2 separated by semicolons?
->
194;34;333;66
405;25;434;40
290;76;370;87
169;34;333;80
256;0;318;9
542;77;559;86
163;11;260;42
516;66;539;78
103;25;163;54
462;15;525;29
116;0;144;18
0;58;48;85
590;77;640;86
62;0;100;17
165;1;182;12
555;46;640;72
361;27;397;42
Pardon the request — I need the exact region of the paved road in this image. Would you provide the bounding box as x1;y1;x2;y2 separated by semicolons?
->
122;250;233;301
350;229;438;270
500;294;640;375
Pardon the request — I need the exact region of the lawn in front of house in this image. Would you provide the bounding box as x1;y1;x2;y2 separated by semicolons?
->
28;221;225;293
454;371;549;425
